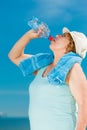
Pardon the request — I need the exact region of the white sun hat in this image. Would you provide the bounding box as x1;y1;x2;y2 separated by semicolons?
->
62;27;87;58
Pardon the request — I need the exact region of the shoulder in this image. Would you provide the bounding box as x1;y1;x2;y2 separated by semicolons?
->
70;63;83;73
66;63;86;85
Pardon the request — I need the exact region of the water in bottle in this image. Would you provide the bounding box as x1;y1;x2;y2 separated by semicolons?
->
28;17;55;41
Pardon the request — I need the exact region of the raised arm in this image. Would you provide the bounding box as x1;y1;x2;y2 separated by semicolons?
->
67;63;87;130
8;29;42;66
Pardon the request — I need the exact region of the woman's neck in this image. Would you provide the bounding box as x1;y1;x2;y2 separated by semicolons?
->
53;50;66;65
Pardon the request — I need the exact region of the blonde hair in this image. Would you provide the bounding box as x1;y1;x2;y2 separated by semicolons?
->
65;33;76;53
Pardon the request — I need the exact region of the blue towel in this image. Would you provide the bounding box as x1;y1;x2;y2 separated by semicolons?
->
19;51;84;85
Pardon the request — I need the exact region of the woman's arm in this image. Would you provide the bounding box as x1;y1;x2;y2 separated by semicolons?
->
67;63;87;130
8;29;42;65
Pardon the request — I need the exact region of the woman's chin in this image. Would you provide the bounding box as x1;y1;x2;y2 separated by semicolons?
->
49;44;56;51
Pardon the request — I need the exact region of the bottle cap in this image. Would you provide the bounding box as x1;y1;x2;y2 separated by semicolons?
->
48;36;55;41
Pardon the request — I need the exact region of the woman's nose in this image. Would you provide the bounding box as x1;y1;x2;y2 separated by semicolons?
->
56;35;62;38
56;35;58;38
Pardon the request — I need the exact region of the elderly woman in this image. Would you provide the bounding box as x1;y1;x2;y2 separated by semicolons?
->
8;27;87;130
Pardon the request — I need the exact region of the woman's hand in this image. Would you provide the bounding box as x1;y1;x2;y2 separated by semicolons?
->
27;29;43;40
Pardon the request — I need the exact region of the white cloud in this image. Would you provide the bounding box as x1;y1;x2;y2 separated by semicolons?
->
30;0;74;20
27;0;87;23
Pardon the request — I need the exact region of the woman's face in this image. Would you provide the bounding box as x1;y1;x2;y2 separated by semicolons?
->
49;33;70;51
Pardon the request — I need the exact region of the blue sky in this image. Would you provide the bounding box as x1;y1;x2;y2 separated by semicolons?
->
0;0;87;117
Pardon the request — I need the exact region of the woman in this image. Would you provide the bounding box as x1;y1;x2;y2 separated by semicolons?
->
8;27;87;130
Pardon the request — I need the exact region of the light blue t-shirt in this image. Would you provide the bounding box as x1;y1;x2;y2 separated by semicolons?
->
29;66;77;130
18;52;83;130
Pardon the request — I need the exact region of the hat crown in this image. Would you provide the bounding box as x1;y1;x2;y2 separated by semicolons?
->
62;27;87;58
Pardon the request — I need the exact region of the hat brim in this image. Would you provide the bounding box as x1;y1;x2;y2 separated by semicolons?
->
62;27;74;41
62;27;70;34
